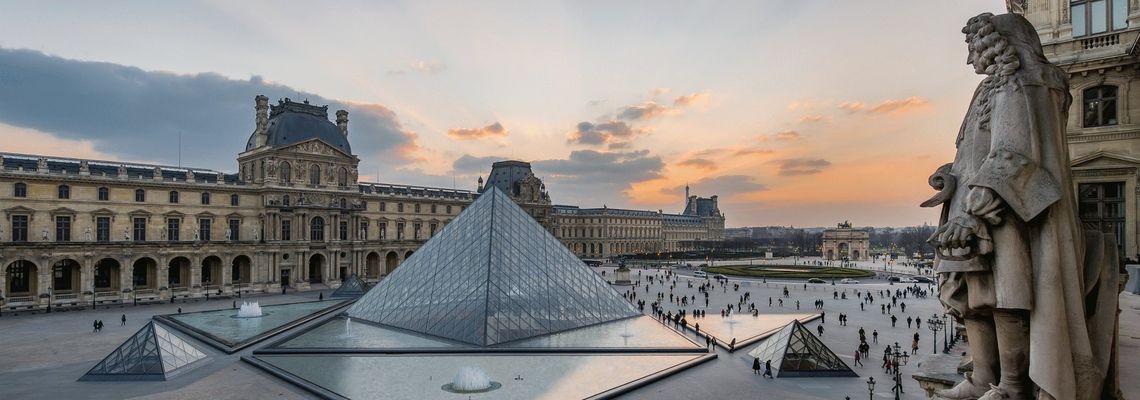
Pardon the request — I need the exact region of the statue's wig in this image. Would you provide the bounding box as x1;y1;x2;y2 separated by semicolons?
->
963;13;1021;77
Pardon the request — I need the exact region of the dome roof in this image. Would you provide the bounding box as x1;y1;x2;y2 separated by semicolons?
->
245;99;352;153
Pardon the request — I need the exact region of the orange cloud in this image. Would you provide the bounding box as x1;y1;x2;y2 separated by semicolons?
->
839;101;865;113
447;122;508;140
838;96;928;115
672;92;710;108
798;114;829;124
677;158;717;170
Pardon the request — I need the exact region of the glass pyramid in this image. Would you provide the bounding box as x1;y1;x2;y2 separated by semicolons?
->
347;187;641;346
747;320;856;377
331;273;370;298
81;321;208;381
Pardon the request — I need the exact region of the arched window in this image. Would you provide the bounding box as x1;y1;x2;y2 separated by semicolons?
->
200;192;210;205
13;183;26;198
134;189;146;202
169;191;179;204
57;185;70;199
310;164;321;185
1084;85;1119;128
310;216;325;241
338;167;348;186
97;187;109;201
280;162;291;183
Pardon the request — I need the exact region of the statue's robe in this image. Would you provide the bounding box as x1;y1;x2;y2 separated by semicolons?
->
937;60;1110;400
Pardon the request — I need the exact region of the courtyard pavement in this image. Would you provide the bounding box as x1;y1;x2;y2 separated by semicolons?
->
0;257;1136;399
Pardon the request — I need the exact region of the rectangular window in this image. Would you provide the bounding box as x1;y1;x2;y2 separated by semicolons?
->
380;202;386;211
229;219;240;241
201;192;210;205
396;222;405;240
1091;0;1108;34
379;222;387;240
446;205;452;214
96;217;110;242
13;183;26;198
1114;0;1128;29
135;189;145;202
98;188;109;201
281;220;292;241
398;203;404;212
58;185;70;199
167;218;180;241
430;222;438;237
430;204;437;214
11;215;28;242
133;217;147;241
231;194;240;206
169;191;179;203
199;219;211;241
55;216;71;242
413;222;422;240
415;204;421;213
339;221;348;241
1072;0;1129;37
1079;182;1126;255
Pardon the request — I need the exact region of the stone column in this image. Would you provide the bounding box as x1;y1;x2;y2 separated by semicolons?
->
120;257;133;302
190;255;202;297
81;258;94;303
221;255;233;293
158;256;169;299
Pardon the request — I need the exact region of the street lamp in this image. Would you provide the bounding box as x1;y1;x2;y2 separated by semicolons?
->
941;314;950;353
927;314;943;354
866;376;876;400
46;286;53;313
890;342;905;399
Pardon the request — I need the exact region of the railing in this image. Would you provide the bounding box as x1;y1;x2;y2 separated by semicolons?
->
1082;33;1120;50
134;289;156;297
53;293;79;301
6;296;34;304
94;291;119;299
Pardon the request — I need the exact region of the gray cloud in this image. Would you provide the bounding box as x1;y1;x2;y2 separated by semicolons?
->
663;175;767;197
532;149;664;204
451;154;506;174
0;48;419;171
771;158;831;176
567;120;646;146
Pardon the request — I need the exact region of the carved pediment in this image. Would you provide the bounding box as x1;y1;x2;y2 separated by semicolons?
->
50;207;78;216
4;205;36;216
128;209;152;217
91;208;116;216
1071;151;1140;169
195;211;216;219
226;212;244;220
281;139;351;158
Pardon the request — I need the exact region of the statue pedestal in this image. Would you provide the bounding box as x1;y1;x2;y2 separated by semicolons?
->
912;351;967;398
614;267;632;286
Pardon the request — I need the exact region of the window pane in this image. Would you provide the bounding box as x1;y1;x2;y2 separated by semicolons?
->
1104;201;1124;218
1103;99;1118;124
1104;182;1124;198
1080;202;1100;219
1113;0;1128;29
1074;4;1088;36
1092;0;1108;33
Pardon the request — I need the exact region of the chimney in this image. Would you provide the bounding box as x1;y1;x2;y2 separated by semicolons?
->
254;95;269;147
336;110;349;137
477;177;484;192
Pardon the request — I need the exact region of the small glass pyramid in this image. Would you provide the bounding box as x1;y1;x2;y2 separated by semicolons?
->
347;187;641;346
747;320;856;377
331;273;370;298
80;321;208;381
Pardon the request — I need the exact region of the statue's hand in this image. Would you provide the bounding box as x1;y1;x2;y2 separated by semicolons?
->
964;187;1004;225
928;215;993;256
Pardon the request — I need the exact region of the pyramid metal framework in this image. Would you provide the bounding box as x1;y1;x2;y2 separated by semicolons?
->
347;187;641;346
80;321;208;381
331;273;370;298
747;320;856;377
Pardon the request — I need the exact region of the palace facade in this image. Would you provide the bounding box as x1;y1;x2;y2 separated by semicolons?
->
0;96;723;311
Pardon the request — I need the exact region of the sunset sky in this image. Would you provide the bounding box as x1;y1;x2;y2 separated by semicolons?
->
0;0;1000;227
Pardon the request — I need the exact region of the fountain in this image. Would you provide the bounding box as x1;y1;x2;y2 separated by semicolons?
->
235;301;263;318
336;316;354;340
441;366;501;393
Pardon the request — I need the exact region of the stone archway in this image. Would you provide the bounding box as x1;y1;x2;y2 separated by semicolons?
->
201;256;223;289
385;251;398;275
826;249;835;260
94;258;122;293
5;260;39;300
404;250;414;260
231;255;252;286
838;242;850;259
50;259;82;294
309;253;325;283
132;257;158;291
168;257;191;289
366;252;381;279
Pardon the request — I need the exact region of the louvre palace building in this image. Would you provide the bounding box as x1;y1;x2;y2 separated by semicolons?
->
0;96;724;311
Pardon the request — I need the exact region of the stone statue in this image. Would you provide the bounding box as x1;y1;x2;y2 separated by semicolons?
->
124;227;130;241
160;228;166;241
924;12;1123;400
193;227;200;241
252;229;259;241
41;228;49;241
36;157;48;172
84;226;91;241
224;227;230;241
0;225;5;241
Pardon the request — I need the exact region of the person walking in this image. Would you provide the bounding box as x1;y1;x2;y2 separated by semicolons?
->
93;320;99;333
817;324;824;337
121;314;126;326
873;330;878;343
763;360;774;379
907;316;913;328
752;357;762;375
890;315;897;328
854;350;863;367
730;337;737;352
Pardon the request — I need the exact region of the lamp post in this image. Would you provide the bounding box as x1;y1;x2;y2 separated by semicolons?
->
46;286;53;313
941;314;950;353
866;376;876;400
927;315;943;354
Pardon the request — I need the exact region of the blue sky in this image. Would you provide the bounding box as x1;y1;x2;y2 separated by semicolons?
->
0;0;1000;227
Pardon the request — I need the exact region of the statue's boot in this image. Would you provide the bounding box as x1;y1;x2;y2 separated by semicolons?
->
934;372;990;400
977;310;1032;400
934;317;998;400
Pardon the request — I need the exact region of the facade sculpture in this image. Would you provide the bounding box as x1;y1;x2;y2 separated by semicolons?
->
924;12;1123;400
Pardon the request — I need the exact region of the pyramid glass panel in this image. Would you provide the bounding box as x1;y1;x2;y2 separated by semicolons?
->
746;320;855;377
348;188;640;346
331;273;370;298
81;322;208;381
